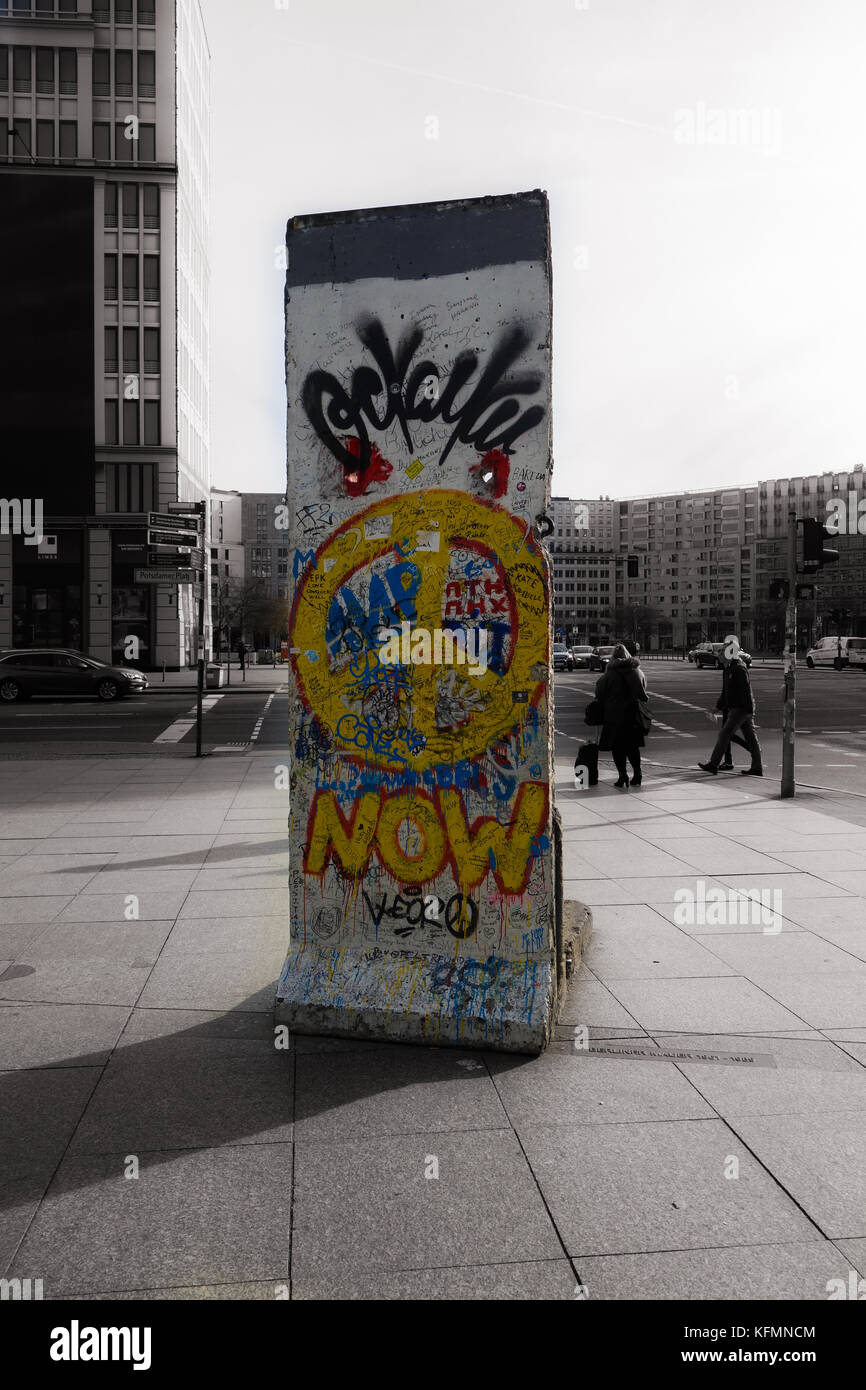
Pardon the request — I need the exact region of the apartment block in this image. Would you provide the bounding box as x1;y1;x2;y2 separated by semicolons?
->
552;468;866;651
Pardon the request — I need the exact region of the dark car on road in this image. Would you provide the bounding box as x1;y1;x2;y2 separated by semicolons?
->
552;642;574;672
569;645;594;669
689;641;752;669
589;645;616;671
0;649;148;702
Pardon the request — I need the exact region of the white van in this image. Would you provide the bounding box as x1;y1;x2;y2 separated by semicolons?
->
805;636;866;670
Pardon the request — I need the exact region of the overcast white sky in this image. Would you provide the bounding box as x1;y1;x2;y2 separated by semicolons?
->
201;0;866;500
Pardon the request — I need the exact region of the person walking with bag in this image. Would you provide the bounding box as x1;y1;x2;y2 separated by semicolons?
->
698;638;763;777
595;643;650;788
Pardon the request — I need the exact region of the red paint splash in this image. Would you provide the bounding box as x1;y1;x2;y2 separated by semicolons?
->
471;448;510;498
343;437;393;496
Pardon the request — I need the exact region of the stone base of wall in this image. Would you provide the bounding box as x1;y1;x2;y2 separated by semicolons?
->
275;944;559;1054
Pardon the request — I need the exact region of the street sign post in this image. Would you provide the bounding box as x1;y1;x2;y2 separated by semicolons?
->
149;511;201;532
148;548;204;568
152;503;207;755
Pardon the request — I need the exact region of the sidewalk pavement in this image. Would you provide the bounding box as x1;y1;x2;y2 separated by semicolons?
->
1;752;865;1300
145;665;287;692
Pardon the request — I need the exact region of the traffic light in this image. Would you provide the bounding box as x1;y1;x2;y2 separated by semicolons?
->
627;556;639;578
769;579;789;602
801;518;839;571
831;608;850;627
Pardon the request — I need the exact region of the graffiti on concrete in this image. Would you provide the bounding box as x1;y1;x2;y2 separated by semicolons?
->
279;194;555;1046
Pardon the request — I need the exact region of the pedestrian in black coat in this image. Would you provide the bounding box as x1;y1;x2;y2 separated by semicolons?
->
699;640;763;776
595;644;649;787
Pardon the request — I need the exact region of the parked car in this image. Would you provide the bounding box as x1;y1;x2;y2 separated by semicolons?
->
589;645;616;671
805;636;866;670
569;645;595;670
0;649;148;702
552;642;574;672
690;641;752;670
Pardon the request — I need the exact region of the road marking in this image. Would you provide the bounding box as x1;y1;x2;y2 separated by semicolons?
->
154;693;224;743
250;692;277;744
646;690;710;713
653;720;696;738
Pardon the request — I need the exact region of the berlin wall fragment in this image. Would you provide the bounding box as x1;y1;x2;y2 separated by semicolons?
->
276;191;557;1052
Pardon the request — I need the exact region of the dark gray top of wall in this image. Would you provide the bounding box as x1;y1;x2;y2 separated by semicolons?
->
284;190;549;287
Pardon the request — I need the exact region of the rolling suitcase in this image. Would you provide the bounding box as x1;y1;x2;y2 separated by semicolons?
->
574;739;599;788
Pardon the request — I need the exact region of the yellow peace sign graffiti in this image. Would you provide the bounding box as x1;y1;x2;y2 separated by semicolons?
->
291;490;549;771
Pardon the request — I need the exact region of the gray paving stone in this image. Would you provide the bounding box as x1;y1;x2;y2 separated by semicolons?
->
68;1282;282;1300
0;1066;101;1174
0;1002;129;1069
834;1239;866;1276
117;1007;274;1045
521;1118;817;1256
9;1143;293;1294
607;977;809;1033
21;919;172;963
728;1111;866;1237
178;889;288;918
697;932;866;978
161;915;287;956
0;956;153;1006
291;1130;562;1276
82;869;199;895
138;944;285;1011
585;922;738;980
488;1051;715;1128
755;975;866;1029
294;1048;507;1141
557;967;643;1029
576;1241;852;1300
0;896;72;924
293;1259;578;1300
55;893;187;923
69;1038;292;1152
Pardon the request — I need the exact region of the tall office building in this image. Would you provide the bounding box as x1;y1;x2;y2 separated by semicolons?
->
0;0;210;668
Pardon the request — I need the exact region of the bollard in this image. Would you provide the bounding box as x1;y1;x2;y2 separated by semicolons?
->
276;192;558;1052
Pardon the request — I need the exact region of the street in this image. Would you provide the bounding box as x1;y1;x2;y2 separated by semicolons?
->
555;661;866;795
0;681;288;752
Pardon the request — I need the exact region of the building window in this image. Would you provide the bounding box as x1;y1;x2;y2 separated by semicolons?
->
93;0;110;21
58;48;76;94
106;463;156;513
142;183;159;228
104;254;118;301
122;398;139;445
93;122;111;161
122;326;138;372
10;118;30;158
122;253;138;301
35;119;54;158
104;399;119;445
35;48;54;94
13;47;31;94
137;49;154;97
103;183;118;228
104;327;118;374
143;400;160;445
143;326;160;373
115;121;130;159
143;255;159;302
115;50;132;97
137;0;155;23
138;123;155;161
0;50;7;94
115;0;133;21
92;49;110;97
59;121;77;158
122;181;138;227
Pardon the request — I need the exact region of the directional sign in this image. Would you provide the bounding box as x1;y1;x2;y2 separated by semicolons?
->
149;511;203;533
167;502;204;515
148;548;204;568
148;528;199;548
135;568;196;584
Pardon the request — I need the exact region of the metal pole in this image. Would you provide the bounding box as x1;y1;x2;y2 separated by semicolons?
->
781;509;797;798
195;503;206;757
